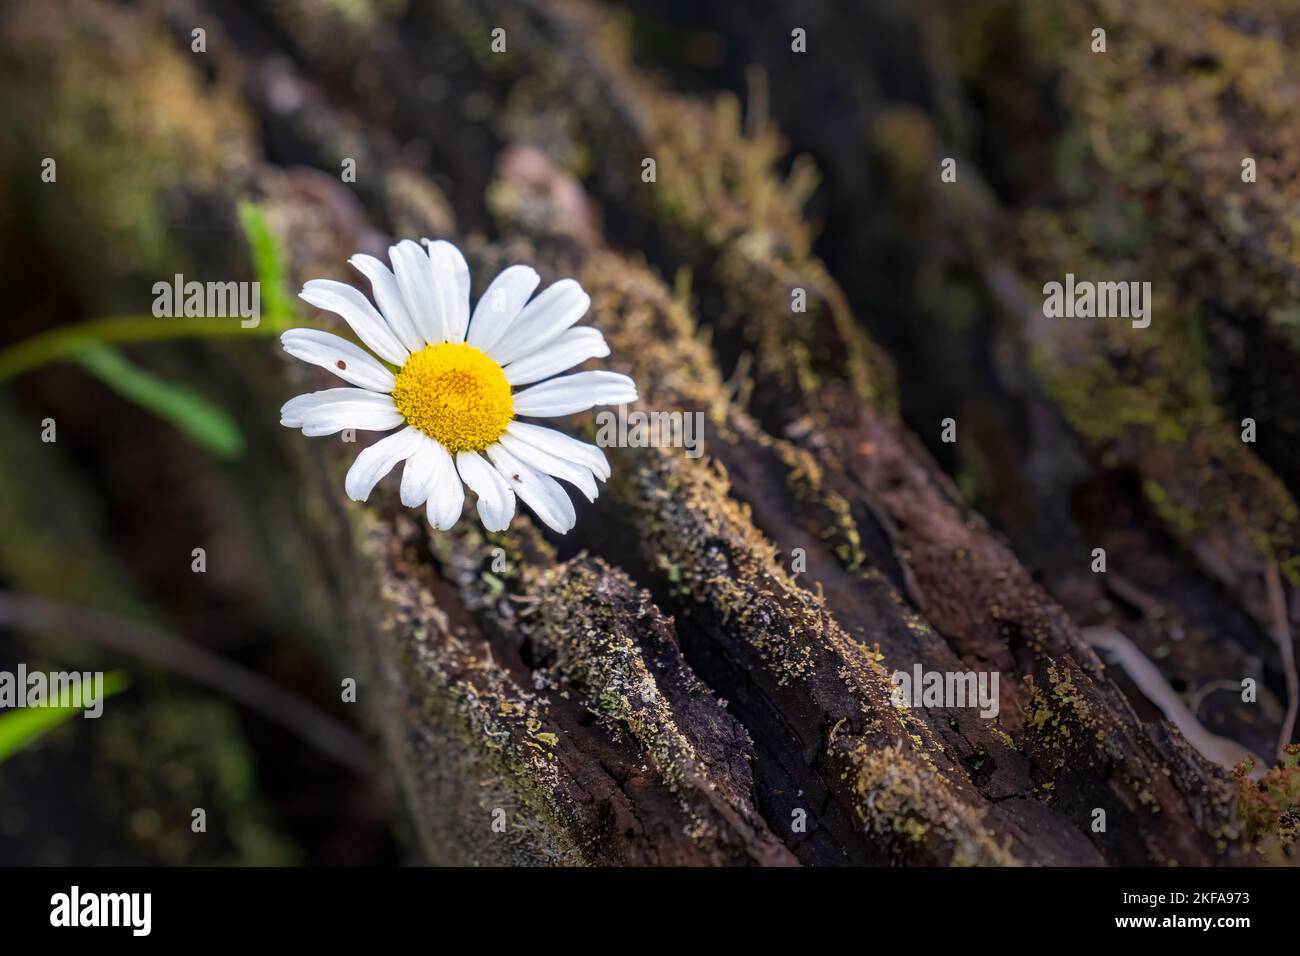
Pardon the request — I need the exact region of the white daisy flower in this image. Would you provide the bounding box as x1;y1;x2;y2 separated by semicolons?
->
279;239;636;534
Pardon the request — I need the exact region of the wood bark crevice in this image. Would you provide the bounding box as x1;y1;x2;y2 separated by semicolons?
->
6;0;1299;865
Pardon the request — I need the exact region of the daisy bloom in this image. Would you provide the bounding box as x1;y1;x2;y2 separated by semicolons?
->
279;239;636;534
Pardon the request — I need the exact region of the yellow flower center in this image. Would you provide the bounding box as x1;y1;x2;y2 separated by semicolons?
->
390;342;514;453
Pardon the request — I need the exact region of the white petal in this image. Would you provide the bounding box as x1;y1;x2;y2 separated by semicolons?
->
505;421;610;480
348;254;425;353
487;278;590;365
468;265;540;353
425;443;464;530
486;444;576;535
512;371;637;418
390;240;445;345
299;279;409;366
498;432;599;502
455;451;516;532
345;426;423;501
400;435;442;507
283;389;402;436
281;387;376;427
503;327;609;386
280;329;396;392
426;240;471;343
303;409;404;437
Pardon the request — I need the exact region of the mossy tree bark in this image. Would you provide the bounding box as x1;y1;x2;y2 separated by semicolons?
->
2;0;1297;864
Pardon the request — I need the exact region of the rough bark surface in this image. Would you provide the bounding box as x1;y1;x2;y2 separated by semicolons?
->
3;0;1299;864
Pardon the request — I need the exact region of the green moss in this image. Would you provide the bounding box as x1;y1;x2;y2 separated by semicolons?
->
1018;209;1300;588
1235;745;1300;856
0;0;255;298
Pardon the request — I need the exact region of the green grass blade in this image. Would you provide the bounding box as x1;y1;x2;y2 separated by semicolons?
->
0;670;129;763
237;201;294;330
0;200;295;383
74;344;244;459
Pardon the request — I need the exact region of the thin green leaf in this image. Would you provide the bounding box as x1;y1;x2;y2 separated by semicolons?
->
75;345;244;459
0;201;296;382
237;201;294;330
0;670;129;763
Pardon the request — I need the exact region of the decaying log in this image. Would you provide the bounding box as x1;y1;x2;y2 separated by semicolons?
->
3;0;1298;864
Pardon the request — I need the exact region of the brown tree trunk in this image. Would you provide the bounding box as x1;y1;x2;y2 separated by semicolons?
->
2;0;1297;864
